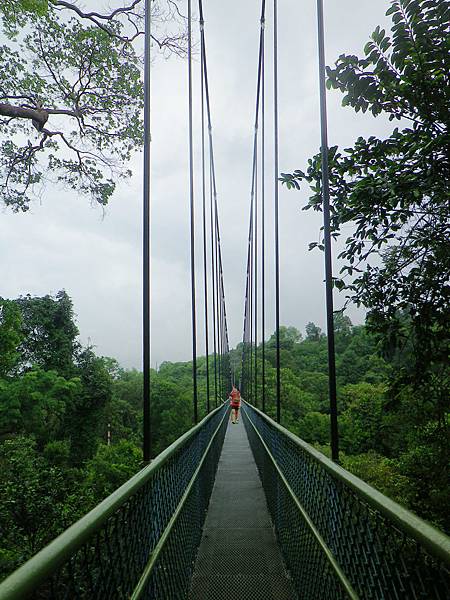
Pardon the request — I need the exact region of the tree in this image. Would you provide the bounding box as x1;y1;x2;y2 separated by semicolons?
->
282;1;448;318
65;349;112;465
84;440;142;502
281;0;449;412
0;299;22;377
339;382;387;454
0;368;81;446
0;0;186;210
305;322;322;342
0;436;83;577
14;290;79;376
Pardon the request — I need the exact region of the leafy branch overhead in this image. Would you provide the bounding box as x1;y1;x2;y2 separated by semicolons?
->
281;0;449;366
0;1;187;210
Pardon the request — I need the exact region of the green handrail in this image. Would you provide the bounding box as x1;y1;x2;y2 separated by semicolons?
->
243;404;359;599
0;403;228;600
244;401;450;565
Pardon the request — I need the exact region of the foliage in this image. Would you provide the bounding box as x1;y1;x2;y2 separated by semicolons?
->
341;451;414;508
84;440;142;502
0;436;83;574
14;291;79;376
0;1;187;210
279;1;449;530
280;0;449;400
0;368;81;446
65;348;112;465
0;287;448;580
243;319;448;533
0;299;23;377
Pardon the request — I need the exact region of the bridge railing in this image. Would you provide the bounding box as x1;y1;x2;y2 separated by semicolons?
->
0;403;229;600
242;401;450;600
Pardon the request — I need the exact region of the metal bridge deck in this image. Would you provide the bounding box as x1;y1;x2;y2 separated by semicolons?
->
189;415;296;600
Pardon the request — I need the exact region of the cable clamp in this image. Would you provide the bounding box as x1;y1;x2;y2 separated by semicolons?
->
260;18;265;29
199;20;204;31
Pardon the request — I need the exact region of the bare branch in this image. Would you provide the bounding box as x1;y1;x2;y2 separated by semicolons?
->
51;0;143;22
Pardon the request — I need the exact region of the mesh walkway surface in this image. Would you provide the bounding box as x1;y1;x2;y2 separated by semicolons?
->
189;415;296;600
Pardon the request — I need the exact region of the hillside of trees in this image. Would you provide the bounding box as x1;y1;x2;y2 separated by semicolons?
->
1;291;448;581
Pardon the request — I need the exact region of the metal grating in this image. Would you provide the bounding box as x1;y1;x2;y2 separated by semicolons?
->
189;418;297;600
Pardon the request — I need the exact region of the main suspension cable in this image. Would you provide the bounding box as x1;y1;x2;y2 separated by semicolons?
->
199;12;210;413
198;0;230;404
242;0;265;402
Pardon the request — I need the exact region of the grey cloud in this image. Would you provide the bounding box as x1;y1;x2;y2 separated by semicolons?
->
1;0;393;368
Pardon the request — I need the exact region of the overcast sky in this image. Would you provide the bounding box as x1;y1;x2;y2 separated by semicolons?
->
0;0;395;369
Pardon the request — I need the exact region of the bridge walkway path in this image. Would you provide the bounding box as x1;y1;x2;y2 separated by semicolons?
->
189;414;296;600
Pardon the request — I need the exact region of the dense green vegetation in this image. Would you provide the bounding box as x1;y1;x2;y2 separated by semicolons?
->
1;291;448;581
1;0;448;585
0;291;195;579
277;0;449;538
239;319;448;533
281;1;449;519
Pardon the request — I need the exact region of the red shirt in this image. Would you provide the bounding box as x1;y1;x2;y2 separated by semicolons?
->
230;389;241;407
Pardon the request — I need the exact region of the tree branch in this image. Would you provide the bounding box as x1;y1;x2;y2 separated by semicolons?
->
0;103;48;130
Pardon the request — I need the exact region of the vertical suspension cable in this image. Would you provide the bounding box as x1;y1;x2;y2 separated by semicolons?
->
214;203;222;400
216;209;228;399
199;11;229;401
142;0;151;462
209;157;218;407
273;0;281;424
261;9;266;413
249;211;253;403
317;0;339;461
254;137;258;408
187;0;198;424
199;8;210;414
241;248;251;397
241;0;265;404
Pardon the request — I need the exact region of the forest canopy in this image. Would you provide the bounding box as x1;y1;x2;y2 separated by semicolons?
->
1;291;448;581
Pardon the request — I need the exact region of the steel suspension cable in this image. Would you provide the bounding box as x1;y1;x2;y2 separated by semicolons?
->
199;8;210;414
273;0;281;424
142;0;151;462
187;0;198;424
209;158;218;406
200;7;231;401
254;146;258;408
261;9;266;413
249;214;253;403
242;0;265;403
214;192;222;400
316;0;339;461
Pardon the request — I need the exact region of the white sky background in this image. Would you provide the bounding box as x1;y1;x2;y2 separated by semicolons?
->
0;0;395;369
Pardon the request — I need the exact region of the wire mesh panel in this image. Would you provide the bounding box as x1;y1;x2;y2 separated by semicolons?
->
0;404;229;600
242;402;450;600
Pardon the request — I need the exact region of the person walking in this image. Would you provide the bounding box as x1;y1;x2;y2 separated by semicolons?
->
229;385;241;424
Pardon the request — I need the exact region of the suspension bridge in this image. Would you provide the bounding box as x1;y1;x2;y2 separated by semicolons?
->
0;0;449;599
